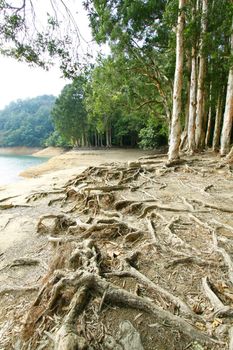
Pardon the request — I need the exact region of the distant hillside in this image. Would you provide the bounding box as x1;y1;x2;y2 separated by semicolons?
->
0;95;56;147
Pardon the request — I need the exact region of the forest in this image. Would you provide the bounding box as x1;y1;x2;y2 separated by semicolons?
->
0;95;55;147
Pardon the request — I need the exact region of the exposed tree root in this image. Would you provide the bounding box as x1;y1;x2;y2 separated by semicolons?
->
202;276;233;317
0;258;42;272
165;256;210;268
212;231;233;284
191;199;233;213
54;286;89;350
37;214;76;235
19;238;221;349
105;263;199;320
0;285;39;296
3;154;233;349
0;203;31;210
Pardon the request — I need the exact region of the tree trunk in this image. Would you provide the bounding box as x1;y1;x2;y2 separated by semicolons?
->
188;46;197;154
94;132;97;147
106;127;110;147
226;145;233;163
168;0;186;161
220;23;233;156
212;93;223;151
180;53;191;152
195;0;208;151
100;134;103;147
205;84;212;148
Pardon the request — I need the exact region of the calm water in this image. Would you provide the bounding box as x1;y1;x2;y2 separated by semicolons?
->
0;154;47;185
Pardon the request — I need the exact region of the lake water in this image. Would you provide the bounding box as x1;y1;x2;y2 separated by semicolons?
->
0;154;48;185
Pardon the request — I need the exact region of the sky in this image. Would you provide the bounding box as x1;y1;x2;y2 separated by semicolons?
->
0;57;68;109
0;1;95;110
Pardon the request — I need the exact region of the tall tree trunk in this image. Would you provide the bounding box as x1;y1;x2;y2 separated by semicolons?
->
212;93;223;151
106;128;109;147
188;46;197;154
226;145;233;163
195;0;208;150
220;23;233;156
100;134;103;147
94;132;97;147
168;0;186;161
205;83;212;148
180;53;191;151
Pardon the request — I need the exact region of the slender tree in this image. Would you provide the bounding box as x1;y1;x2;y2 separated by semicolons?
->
195;0;208;150
188;45;197;154
168;0;186;161
220;20;233;156
212;91;223;151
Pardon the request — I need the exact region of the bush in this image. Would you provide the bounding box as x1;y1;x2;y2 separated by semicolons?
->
138;118;168;150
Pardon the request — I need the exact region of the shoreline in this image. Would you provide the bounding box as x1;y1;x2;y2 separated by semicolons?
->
0;148;152;193
0;146;65;157
0;146;41;155
20;148;152;178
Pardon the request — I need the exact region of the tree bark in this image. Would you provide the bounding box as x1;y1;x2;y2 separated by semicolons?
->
188;46;197;154
212;93;223;151
226;145;233;162
180;53;191;151
195;0;208;151
205;83;212;148
220;23;233;156
168;0;186;161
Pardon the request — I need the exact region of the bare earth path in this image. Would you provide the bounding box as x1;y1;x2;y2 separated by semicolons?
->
0;150;233;349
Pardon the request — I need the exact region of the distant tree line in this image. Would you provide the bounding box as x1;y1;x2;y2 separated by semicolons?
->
0;95;55;147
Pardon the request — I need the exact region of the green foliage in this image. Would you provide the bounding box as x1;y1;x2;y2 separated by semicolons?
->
51;76;88;145
0;95;55;147
0;1;82;77
44;130;71;148
139;117;168;150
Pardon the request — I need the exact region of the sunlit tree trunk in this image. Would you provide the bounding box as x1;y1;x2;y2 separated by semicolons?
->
195;0;208;150
168;0;186;161
188;46;197;154
212;93;223;151
220;24;233;156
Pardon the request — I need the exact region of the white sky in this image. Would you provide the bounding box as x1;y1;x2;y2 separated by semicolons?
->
0;58;69;109
0;0;96;110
